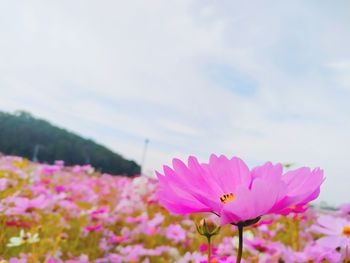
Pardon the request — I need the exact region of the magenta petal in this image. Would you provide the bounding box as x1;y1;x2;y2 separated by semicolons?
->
270;167;325;213
283;167;324;197
220;208;241;225
157;172;211;214
187;156;223;197
251;162;283;182
157;157;224;214
171;157;221;198
205;154;251;193
220;186;255;224
221;178;287;224
250;178;287;215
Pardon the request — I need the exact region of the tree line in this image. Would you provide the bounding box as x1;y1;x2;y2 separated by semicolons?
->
0;111;140;176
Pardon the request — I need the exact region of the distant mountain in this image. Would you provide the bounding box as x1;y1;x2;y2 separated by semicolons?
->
0;111;140;176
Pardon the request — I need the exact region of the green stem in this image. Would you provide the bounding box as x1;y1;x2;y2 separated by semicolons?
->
207;236;211;263
236;225;243;263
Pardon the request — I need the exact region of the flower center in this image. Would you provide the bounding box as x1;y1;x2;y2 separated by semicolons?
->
220;192;234;203
342;226;350;237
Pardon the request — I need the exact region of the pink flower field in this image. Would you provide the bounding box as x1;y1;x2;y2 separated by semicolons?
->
0;156;349;263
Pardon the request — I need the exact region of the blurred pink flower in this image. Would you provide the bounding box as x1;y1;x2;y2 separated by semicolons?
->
84;225;103;233
7;195;50;215
125;214;147;224
108;234;125;244
199;243;217;255
141;212;165;235
165;224;186;243
54;185;66;193
157;154;324;225
72;165;93;174
0;178;10;191
177;251;207;263
339;203;350;216
6;219;31;228
291;243;342;263
41;164;61;176
216;237;235;256
54;160;64;166
311;215;350;253
244;237;281;256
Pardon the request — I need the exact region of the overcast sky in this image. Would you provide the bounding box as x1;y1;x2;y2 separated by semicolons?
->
1;1;349;205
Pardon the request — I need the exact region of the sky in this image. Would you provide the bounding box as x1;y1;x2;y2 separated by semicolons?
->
0;0;349;205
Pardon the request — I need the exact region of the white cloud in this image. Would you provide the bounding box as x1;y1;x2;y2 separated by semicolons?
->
0;0;350;205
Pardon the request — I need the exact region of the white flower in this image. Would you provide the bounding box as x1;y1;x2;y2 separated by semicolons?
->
168;247;180;258
7;229;40;247
28;233;40;243
7;237;24;247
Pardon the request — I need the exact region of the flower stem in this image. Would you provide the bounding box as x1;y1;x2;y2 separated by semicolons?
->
207;236;211;263
236;225;243;263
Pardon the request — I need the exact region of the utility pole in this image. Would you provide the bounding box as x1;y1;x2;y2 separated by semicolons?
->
140;139;149;175
32;144;42;162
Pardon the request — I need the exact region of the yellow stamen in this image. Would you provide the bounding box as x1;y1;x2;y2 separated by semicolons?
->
220;192;234;203
343;226;350;237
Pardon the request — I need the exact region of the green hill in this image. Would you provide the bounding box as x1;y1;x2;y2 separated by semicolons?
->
0;111;140;176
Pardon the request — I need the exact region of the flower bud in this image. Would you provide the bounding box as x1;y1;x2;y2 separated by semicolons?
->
195;219;220;239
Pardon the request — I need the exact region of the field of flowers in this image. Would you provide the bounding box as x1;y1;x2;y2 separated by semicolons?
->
0;155;349;262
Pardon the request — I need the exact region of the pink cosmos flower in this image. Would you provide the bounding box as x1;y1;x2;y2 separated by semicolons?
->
157;154;324;226
289;243;342;263
244;237;282;257
0;178;11;191
55;185;66;193
177;251;207;263
6;195;50;215
311;215;350;254
125;213;148;224
199;243;218;255
165;224;187;243
54;160;64;166
40;164;61;176
216;238;236;259
72;165;93;174
84;225;103;233
108;234;125;244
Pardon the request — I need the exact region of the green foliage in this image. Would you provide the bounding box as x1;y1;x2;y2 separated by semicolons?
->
0;111;140;176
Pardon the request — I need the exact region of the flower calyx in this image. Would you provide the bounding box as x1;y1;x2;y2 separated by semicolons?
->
196;219;220;239
232;216;261;228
